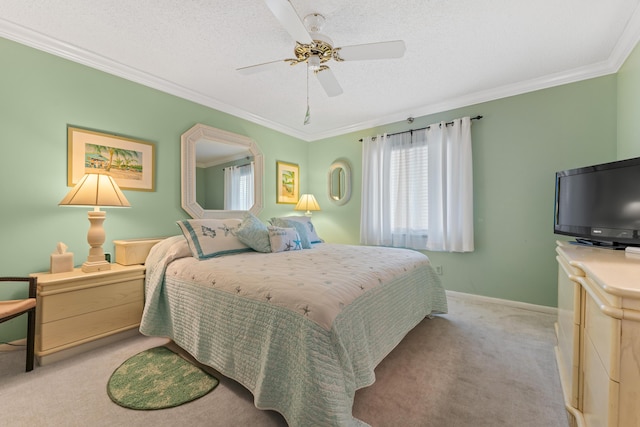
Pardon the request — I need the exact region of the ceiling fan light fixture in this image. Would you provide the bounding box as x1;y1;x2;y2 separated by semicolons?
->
303;13;325;34
308;55;321;71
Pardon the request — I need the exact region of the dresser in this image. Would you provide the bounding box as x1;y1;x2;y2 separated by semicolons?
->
555;241;640;427
30;263;145;365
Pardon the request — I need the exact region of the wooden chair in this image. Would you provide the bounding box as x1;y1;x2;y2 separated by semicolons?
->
0;277;37;372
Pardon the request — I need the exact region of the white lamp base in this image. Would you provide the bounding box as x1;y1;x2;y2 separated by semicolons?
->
82;209;111;273
81;260;111;273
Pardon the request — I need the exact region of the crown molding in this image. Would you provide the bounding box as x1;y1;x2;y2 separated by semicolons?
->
0;18;308;140
308;59;620;142
2;12;639;143
309;9;640;141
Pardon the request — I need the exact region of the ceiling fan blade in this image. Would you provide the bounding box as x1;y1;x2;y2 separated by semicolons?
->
315;68;343;97
237;59;287;75
337;40;406;61
264;0;313;44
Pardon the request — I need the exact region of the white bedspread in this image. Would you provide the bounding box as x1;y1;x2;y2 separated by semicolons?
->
140;236;447;426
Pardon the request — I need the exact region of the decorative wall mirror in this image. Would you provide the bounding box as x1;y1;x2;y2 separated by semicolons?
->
181;123;263;219
328;159;351;206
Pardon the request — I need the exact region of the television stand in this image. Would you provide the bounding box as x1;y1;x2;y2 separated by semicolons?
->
555;241;640;426
571;238;626;250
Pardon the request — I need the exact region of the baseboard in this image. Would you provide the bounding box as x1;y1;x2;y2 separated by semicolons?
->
446;290;558;315
0;338;26;352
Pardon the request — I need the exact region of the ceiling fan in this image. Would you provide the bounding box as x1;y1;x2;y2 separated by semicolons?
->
237;0;406;104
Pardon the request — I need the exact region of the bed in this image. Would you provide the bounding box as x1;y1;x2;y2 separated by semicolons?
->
139;217;447;427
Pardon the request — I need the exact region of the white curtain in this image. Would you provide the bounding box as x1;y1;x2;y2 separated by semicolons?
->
360;133;392;246
224;162;254;210
360;117;474;252
425;117;474;252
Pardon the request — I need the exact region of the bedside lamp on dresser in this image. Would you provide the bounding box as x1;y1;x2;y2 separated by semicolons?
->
58;173;130;272
29;173;144;366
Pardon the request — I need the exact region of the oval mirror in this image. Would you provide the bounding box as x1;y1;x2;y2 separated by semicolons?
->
181;123;263;219
328;159;351;206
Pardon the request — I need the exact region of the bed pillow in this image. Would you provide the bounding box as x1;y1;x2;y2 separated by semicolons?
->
287;216;322;243
176;218;250;260
268;226;303;253
236;212;271;253
271;216;322;244
270;218;311;249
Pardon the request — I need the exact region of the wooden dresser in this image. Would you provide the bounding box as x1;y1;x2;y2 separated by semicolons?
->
555;241;640;427
30;263;145;365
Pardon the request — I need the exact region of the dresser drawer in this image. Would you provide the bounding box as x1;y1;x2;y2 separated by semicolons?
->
557;255;583;324
583;331;619;427
557;258;582;408
584;284;621;382
618;319;640;427
40;301;142;351
32;263;146;364
40;278;143;323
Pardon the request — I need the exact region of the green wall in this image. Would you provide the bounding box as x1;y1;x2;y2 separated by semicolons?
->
1;34;638;342
309;76;618;308
0;37;308;342
617;41;640;158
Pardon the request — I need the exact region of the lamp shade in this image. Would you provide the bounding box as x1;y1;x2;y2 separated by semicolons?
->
59;174;130;207
58;173;130;272
294;194;320;216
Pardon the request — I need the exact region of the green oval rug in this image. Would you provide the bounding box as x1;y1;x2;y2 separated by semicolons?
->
107;346;218;410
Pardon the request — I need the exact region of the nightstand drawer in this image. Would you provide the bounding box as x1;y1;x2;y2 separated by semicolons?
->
40;301;142;351
31;263;146;363
40;278;143;323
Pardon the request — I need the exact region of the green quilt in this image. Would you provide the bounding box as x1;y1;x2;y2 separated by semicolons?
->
140;236;447;426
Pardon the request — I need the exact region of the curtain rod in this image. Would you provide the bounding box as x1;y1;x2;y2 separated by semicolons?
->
358;115;483;142
222;158;252;170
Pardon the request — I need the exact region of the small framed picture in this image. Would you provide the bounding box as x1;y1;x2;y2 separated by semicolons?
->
276;161;299;204
67;126;155;191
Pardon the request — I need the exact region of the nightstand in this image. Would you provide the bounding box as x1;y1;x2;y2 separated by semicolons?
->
30;263;145;365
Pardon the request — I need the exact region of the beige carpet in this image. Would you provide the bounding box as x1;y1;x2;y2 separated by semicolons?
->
0;294;568;426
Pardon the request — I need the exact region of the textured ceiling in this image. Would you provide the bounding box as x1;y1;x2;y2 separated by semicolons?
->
1;0;639;141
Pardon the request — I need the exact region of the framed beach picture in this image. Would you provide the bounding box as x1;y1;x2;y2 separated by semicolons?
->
67;126;155;191
276;161;299;204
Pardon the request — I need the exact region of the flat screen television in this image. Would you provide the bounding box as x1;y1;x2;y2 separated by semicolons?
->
554;156;640;248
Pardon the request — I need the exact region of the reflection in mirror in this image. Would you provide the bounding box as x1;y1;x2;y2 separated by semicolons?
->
181;124;263;219
330;167;346;200
195;141;254;210
328;159;351;206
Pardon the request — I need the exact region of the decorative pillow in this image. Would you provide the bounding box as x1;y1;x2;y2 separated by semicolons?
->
287;216;322;243
236;212;271;253
176;218;250;260
270;218;311;249
268;226;303;253
271;216;322;244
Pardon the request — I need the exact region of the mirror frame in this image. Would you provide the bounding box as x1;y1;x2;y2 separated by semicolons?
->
181;123;263;219
327;159;352;206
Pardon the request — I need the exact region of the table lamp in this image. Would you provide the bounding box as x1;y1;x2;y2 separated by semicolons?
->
59;173;130;272
294;194;320;216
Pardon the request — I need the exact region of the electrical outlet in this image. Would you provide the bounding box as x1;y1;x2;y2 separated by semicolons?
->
435;265;443;275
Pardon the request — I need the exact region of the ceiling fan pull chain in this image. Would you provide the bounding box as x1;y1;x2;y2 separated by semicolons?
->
304;65;311;125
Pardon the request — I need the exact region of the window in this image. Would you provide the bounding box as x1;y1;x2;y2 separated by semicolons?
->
361;117;474;252
388;135;430;248
224;163;254;210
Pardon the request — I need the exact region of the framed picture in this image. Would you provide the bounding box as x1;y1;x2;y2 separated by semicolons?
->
67;126;155;191
276;161;299;204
